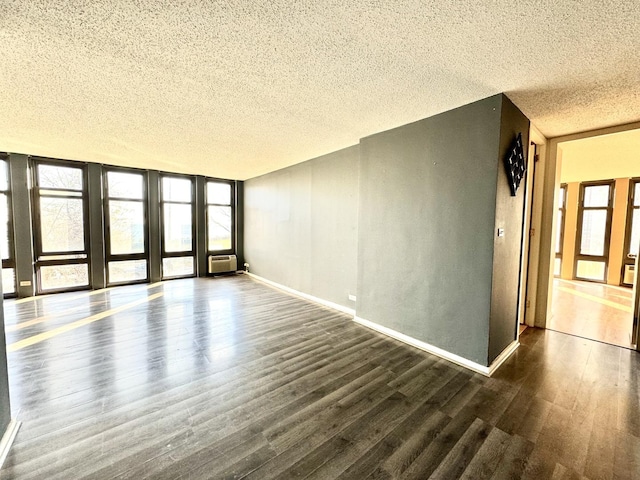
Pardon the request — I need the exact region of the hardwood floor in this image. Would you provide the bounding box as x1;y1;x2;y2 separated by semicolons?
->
2;275;639;479
549;278;634;347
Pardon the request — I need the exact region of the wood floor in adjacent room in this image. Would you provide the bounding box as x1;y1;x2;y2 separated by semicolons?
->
2;276;639;479
549;278;634;348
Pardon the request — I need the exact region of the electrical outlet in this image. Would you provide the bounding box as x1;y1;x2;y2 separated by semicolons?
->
348;294;356;302
19;280;31;287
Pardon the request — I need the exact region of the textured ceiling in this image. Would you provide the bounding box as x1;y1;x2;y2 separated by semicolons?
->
1;1;639;180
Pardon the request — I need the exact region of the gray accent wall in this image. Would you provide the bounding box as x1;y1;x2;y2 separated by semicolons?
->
356;96;503;365
488;96;530;362
243;94;531;368
244;146;360;310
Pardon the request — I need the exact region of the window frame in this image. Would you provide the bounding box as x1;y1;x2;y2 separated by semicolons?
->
31;157;92;294
573;180;615;283
103;166;150;286
206;178;235;256
159;173;197;279
0;153;16;297
622;177;640;286
554;184;567;278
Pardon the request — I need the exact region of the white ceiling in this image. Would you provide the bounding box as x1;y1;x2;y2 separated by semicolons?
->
1;1;639;180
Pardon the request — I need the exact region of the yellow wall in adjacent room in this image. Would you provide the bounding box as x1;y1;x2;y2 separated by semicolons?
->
608;179;630;285
559;129;640;183
560;183;579;280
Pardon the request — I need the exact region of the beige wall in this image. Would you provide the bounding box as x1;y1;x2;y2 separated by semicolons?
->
560;178;630;285
559;129;640;183
560;183;579;279
608;179;630;284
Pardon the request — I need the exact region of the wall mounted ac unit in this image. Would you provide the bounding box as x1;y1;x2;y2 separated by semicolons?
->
623;264;635;285
208;255;237;274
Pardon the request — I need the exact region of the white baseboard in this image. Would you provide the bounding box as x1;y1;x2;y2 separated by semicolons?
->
245;273;356;317
243;272;518;376
354;316;519;377
487;338;520;376
0;419;21;469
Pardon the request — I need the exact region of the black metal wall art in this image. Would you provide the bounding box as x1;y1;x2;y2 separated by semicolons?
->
504;132;525;196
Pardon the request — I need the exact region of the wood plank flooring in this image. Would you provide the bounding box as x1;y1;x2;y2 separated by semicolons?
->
549;279;634;348
1;275;639;479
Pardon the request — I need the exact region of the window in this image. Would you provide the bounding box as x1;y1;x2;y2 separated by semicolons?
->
32;160;90;292
0;155;16;295
554;184;567;277
574;181;614;282
206;180;234;253
104;168;149;285
161;175;195;278
622;178;640;285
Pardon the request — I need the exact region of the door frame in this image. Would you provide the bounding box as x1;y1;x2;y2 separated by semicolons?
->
518;125;548;329
532;120;640;351
633;246;640;347
517;136;539;329
622;178;640;286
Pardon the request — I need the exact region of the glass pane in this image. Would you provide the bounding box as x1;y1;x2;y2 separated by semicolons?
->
162;257;194;278
162;177;192;202
208;206;232;251
40;197;85;252
108;260;147;283
558;187;565;208
635;183;640;207
0;194;9;259
583;185;610;208
580;209;607;256
38;164;83;190
108;171;144;199
555;211;563;254
207;182;231;205
109;201;145;254
630;208;640;256
0;160;8;191
2;268;15;294
554;258;561;277
163;204;192;252
576;260;606;282
40;264;89;291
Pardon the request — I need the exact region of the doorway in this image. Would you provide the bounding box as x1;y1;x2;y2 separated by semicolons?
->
544;127;640;348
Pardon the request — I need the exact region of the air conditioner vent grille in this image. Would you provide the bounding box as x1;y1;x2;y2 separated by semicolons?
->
208;255;237;274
